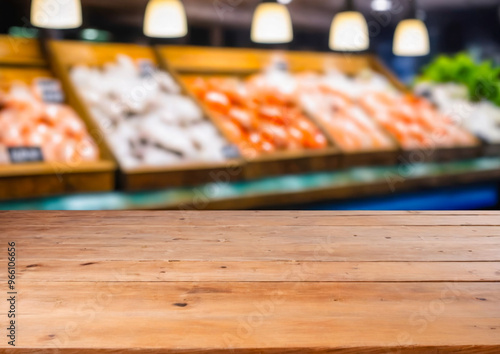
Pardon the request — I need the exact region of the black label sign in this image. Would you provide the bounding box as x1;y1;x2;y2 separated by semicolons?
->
138;59;156;78
274;60;289;72
35;78;65;104
222;144;241;159
8;147;44;164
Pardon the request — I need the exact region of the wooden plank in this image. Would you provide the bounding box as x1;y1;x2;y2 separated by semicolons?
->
0;67;52;90
0;167;114;200
1;211;500;226
5;243;500;262
156;46;274;73
4;347;500;354
483;142;500;157
158;46;392;78
2;282;500;351
6;224;500;239
0;35;45;66
2;210;500;216
48;40;157;67
3;222;500;263
11;261;500;283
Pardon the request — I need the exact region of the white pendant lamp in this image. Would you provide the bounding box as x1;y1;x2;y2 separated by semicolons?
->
144;0;188;38
31;0;82;29
329;0;369;51
371;0;392;12
393;1;430;56
251;0;293;44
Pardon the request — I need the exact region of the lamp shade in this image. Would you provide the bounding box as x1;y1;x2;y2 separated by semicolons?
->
31;0;82;29
329;11;369;51
371;0;392;12
251;2;293;44
393;19;430;56
144;0;188;38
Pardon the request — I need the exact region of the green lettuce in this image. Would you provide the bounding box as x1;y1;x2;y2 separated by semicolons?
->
417;53;500;106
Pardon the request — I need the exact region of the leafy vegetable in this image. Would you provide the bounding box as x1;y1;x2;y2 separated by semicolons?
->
417;53;500;106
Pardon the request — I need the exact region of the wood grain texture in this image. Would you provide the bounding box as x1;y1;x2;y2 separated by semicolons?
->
0;35;45;66
11;261;500;283
1;211;500;353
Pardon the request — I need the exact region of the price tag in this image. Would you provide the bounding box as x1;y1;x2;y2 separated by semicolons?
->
274;60;289;72
138;59;156;78
8;147;44;164
222;144;241;159
35;78;65;104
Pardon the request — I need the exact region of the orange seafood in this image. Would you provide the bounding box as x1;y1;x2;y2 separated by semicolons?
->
183;75;328;158
359;92;477;150
0;82;99;164
295;75;394;152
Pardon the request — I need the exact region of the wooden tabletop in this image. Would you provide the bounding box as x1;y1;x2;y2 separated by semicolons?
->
1;211;500;353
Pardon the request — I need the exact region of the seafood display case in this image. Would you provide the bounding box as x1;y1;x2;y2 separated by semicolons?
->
48;40;244;191
0;36;115;200
0;37;490;201
287;53;480;164
156;46;344;180
158;46;482;173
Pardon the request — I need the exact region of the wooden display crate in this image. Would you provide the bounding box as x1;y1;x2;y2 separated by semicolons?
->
156;46;344;180
399;144;481;164
48;40;244;191
481;142;500;158
0;35;46;67
0;36;115;200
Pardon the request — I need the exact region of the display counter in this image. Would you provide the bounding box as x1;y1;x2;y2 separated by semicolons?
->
1;157;499;210
1;37;499;204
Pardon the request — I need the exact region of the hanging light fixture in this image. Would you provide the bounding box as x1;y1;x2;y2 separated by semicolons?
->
329;0;369;52
393;0;430;56
371;0;392;12
251;0;293;44
144;0;188;38
31;0;82;29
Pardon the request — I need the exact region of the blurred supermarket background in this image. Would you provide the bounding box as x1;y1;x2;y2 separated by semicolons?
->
0;0;500;210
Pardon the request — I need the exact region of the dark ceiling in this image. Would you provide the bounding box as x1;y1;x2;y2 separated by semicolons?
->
1;0;499;57
4;0;500;33
1;0;499;78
